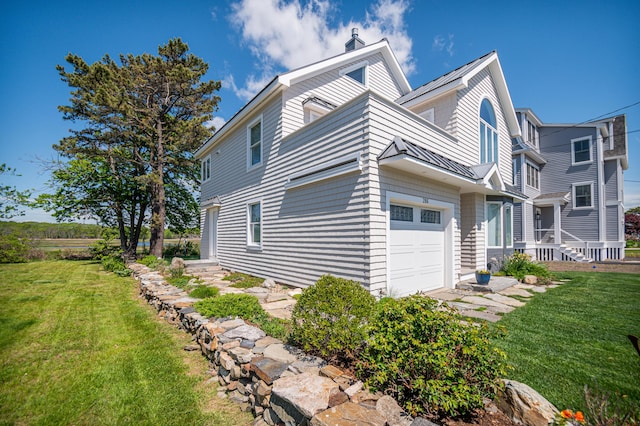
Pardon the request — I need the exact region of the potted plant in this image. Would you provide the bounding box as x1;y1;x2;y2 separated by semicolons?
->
475;269;491;285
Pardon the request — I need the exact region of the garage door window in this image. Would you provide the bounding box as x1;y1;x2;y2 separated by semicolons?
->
421;209;441;224
391;205;413;222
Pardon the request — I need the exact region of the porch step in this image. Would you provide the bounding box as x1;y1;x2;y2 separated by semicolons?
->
558;245;593;263
184;259;221;273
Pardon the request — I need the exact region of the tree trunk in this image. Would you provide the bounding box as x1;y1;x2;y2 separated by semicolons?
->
149;121;165;258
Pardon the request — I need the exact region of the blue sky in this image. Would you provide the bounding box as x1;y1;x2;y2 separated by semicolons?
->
1;0;639;222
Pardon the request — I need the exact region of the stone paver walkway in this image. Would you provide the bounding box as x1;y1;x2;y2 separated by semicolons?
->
184;261;560;323
428;276;562;322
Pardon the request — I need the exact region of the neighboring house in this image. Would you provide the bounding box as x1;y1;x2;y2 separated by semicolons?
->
512;109;628;262
196;30;625;296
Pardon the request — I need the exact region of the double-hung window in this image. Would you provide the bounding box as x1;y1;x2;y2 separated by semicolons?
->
201;156;211;182
526;162;539;189
479;99;499;164
248;201;262;246
572;182;593;209
571;137;592;165
248;117;262;169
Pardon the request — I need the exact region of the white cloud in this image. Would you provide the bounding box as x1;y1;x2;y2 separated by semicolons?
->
228;0;414;100
205;116;227;132
432;33;454;56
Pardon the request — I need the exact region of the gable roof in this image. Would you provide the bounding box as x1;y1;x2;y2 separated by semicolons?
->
396;51;522;138
196;39;410;158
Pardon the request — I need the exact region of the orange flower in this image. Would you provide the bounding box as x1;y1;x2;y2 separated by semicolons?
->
575;411;585;423
561;409;573;419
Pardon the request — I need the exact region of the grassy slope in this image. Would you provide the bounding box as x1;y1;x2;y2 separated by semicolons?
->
493;272;640;411
0;261;251;425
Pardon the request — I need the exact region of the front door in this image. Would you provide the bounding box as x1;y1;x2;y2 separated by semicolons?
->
209;209;218;258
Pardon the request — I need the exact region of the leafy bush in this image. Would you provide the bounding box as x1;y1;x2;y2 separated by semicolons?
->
290;275;375;362
139;255;160;267
502;252;550;281
101;255;130;276
194;293;291;340
358;295;507;418
163;241;199;258
170;266;185;279
223;272;264;288
195;293;264;319
189;285;219;299
166;275;192;289
0;233;33;263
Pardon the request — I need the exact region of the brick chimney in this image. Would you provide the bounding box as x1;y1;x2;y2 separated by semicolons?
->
345;28;365;52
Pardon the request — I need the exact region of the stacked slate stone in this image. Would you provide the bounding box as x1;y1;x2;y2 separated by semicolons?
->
130;263;432;426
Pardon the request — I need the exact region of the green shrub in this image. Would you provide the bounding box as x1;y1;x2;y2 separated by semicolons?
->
195;293;264;319
170;266;184;279
290;275;375;362
163;241;199;258
100;255;130;276
502;252;550;281
166;275;192;289
139;255;160;267
189;285;219;299
223;272;264;288
0;233;32;263
358;295;507;418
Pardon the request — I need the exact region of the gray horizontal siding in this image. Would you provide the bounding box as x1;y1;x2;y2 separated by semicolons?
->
209;95;372;289
538;126;600;241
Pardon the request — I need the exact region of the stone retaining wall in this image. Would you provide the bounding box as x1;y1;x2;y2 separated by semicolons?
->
131;263;427;426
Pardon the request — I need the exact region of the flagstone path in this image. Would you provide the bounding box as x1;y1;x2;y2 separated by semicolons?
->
184;261;563;323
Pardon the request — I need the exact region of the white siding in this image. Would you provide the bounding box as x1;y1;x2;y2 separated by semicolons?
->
455;69;513;182
281;52;404;138
207;95;372;288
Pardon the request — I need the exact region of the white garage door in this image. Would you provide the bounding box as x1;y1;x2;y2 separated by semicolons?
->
390;204;445;297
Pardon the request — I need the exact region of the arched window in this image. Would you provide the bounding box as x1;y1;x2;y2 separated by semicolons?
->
479;99;498;164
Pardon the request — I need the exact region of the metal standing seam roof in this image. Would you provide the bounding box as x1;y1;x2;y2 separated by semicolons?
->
396;51;495;105
378;136;529;200
378;136;476;179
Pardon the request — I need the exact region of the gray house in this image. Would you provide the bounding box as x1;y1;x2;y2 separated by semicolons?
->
512;109;628;261
196;32;625;295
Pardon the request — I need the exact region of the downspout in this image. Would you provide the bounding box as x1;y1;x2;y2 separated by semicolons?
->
596;130;605;242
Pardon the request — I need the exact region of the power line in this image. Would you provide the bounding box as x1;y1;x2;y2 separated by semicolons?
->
528;100;640;140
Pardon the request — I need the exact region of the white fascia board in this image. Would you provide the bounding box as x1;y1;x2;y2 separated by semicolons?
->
279;39;411;93
515;108;544;126
196;79;284;158
400;79;462;110
512;147;547;165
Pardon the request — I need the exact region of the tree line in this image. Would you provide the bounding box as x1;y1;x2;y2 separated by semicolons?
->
0;221;198;240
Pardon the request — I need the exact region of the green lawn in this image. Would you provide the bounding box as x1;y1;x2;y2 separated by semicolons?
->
0;261;252;425
493;272;640;413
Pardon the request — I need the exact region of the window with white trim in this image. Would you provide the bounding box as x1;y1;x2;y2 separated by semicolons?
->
247;201;262;246
512;159;517;186
340;61;368;86
247;118;262;168
505;204;513;247
571;137;592;165
201;156;211;182
480;99;499;164
526;162;539;189
486;202;513;248
487;202;502;247
573;182;593;209
527;121;538;147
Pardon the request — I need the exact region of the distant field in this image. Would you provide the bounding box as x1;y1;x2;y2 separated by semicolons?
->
35;238;199;250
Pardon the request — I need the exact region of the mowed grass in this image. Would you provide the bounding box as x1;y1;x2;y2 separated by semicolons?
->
493;272;640;412
0;261;252;425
